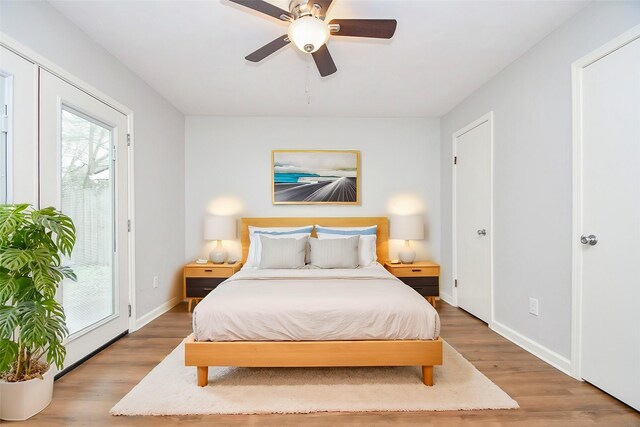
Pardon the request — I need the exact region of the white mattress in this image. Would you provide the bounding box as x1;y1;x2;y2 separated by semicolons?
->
192;263;440;341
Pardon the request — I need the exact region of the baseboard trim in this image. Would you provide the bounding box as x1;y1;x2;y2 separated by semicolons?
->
490;320;572;376
439;292;455;307
134;296;182;331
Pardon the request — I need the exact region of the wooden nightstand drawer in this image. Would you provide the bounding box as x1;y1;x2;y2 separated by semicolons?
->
398;277;439;296
391;265;440;277
184;267;232;278
185;277;226;298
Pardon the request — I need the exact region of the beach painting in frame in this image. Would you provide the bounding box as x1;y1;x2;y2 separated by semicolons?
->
272;150;360;205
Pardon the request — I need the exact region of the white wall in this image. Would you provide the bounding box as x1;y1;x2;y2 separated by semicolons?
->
0;1;186;323
440;1;640;365
185;117;440;264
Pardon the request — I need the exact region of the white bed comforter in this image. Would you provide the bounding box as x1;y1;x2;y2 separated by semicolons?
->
192;264;440;341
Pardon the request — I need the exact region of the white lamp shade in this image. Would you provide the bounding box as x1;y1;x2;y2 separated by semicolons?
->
287;16;330;53
204;216;236;241
390;215;424;241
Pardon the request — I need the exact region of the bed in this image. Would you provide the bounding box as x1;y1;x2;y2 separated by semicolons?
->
184;217;443;386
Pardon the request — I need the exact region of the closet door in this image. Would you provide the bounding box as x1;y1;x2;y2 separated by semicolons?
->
579;37;640;411
39;70;130;369
0;46;37;204
454;115;493;323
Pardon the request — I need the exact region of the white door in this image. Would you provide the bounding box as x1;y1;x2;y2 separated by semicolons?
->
454;114;492;323
0;46;38;205
39;69;130;369
578;36;640;411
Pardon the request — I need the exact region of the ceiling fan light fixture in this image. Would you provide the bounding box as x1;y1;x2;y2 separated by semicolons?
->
287;16;329;53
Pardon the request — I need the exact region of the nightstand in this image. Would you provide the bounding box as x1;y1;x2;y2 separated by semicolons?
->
183;262;242;312
384;261;440;307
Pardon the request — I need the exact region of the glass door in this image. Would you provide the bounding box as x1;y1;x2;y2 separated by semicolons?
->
59;107;116;336
39;69;129;369
0;45;38;205
0;74;7;203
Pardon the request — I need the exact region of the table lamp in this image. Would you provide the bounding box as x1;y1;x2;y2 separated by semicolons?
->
391;214;424;264
204;216;236;264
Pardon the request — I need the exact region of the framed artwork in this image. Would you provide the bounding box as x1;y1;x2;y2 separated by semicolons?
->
272;150;361;205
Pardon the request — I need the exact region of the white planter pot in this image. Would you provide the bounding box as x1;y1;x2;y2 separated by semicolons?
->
0;366;54;421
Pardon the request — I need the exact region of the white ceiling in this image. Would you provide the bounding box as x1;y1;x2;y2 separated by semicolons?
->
49;0;589;117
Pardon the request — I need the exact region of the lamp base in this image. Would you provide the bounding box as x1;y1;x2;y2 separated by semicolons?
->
209;240;228;264
398;240;416;264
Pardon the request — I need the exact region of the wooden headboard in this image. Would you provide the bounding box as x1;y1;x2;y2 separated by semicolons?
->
240;217;389;263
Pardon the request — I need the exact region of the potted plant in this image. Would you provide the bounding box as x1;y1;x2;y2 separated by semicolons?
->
0;204;76;421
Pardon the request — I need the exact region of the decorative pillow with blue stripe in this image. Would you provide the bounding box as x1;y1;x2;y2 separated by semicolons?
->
315;226;377;236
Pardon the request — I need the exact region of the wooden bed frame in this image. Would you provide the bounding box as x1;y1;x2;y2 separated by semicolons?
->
185;217;443;386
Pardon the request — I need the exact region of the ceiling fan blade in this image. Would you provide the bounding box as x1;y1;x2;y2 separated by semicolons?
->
228;0;293;21
245;35;291;62
311;45;337;77
307;0;334;20
329;19;397;39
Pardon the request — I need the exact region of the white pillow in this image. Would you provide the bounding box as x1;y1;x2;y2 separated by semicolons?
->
315;225;377;267
244;225;313;268
309;236;360;269
259;235;308;269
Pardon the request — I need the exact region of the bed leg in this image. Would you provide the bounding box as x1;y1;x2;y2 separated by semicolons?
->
422;366;434;386
197;366;208;387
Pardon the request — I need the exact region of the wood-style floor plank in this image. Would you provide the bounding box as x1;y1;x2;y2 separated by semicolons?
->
22;302;639;426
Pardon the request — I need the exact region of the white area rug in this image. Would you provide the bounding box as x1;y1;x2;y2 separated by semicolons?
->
111;339;518;415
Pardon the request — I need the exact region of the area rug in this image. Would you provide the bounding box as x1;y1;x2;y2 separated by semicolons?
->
110;339;518;415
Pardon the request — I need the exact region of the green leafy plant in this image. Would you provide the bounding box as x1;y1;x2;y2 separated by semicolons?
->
0;204;76;382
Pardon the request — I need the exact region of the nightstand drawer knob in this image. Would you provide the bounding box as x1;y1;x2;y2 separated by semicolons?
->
412;269;422;272
204;269;213;272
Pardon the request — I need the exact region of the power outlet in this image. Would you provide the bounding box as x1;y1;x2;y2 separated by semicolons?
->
529;297;539;316
153;276;159;289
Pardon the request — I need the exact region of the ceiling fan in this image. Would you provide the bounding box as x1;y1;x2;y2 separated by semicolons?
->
228;0;397;77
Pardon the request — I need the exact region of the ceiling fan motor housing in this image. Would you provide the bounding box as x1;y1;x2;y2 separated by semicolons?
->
289;0;320;18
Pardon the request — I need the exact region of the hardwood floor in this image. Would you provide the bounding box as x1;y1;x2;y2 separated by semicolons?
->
24;302;639;426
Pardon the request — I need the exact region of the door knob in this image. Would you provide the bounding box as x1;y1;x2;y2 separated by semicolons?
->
477;229;487;236
580;234;598;246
